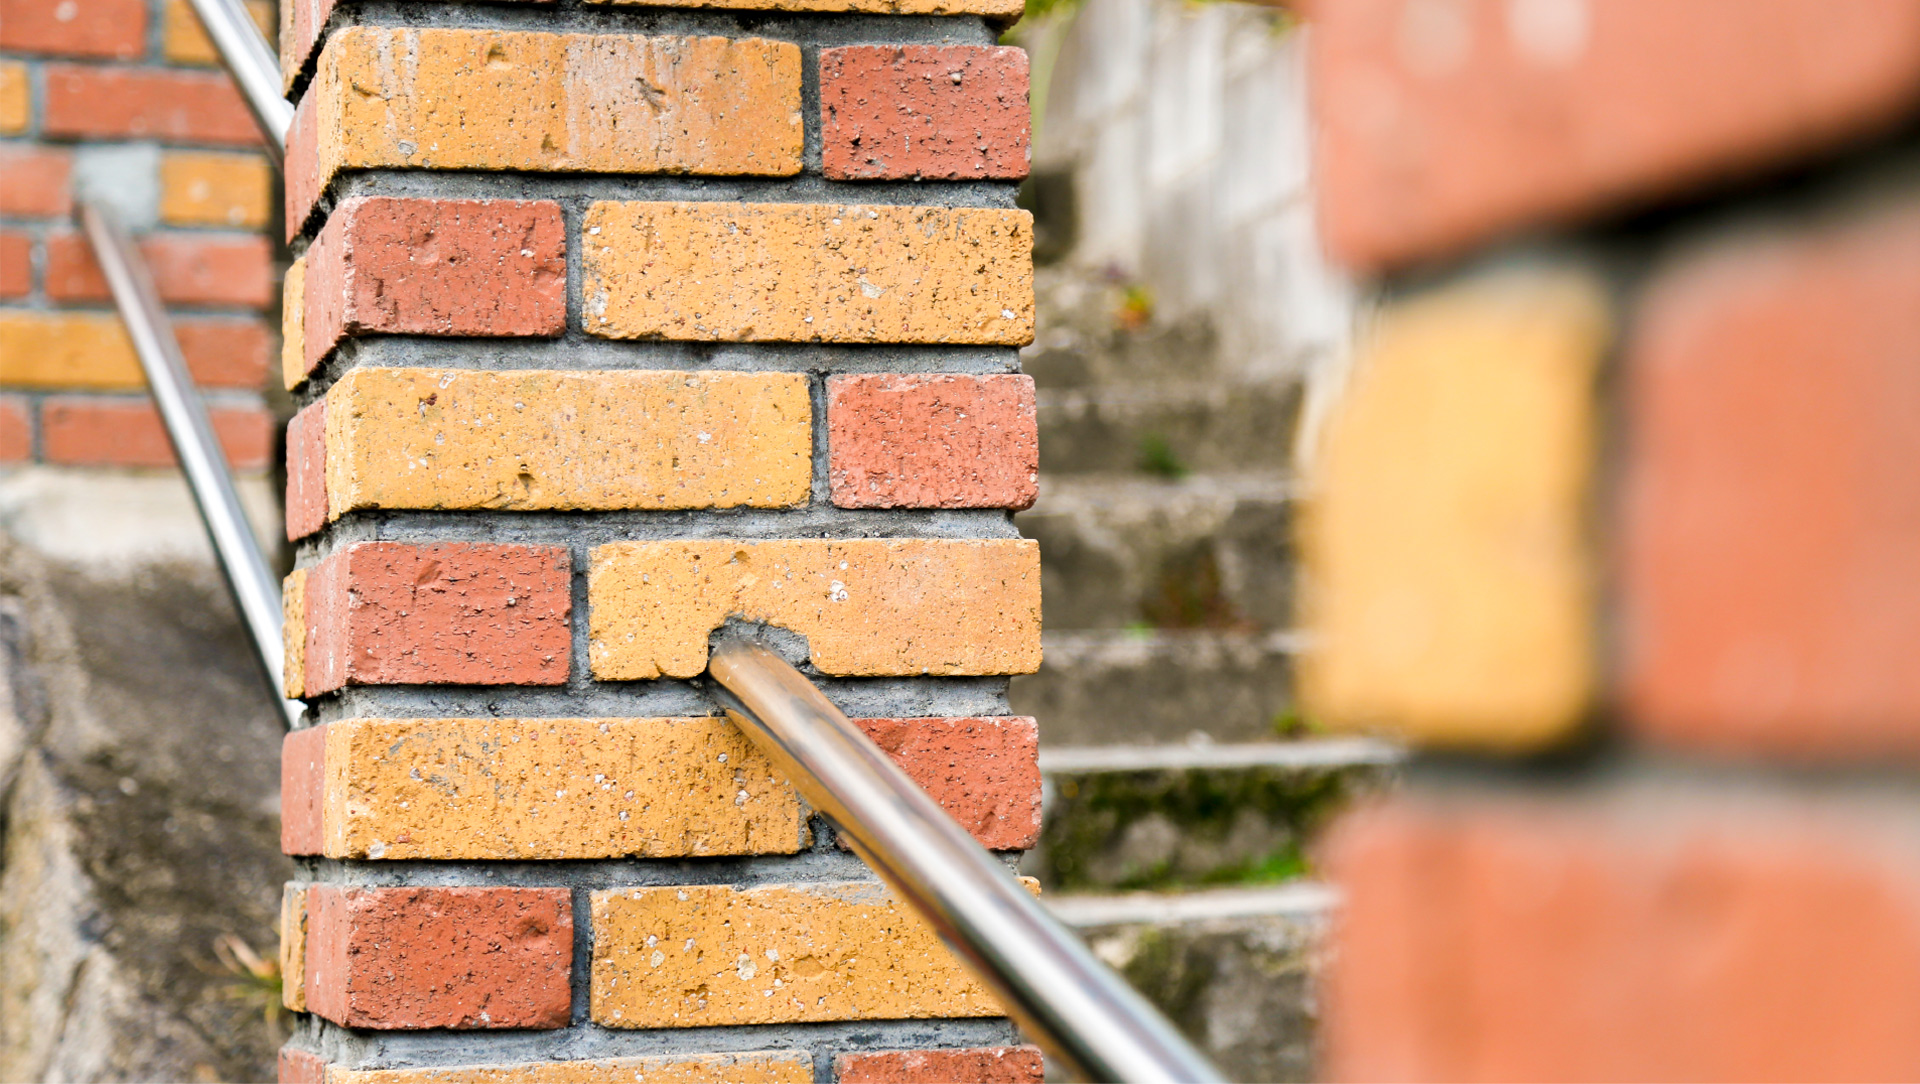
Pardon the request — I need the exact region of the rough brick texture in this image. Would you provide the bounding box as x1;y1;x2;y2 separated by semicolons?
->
857;717;1040;851
45;232;273;307
42;64;258;144
281;725;327;856
39;398;270;469
828;373;1038;509
301;542;572;695
282;568;307;699
279;1047;326;1084
820;45;1030;180
1323;788;1920;1082
589;538;1042;679
590;882;1012;1027
1302;268;1607;750
0;146;71;217
299;1052;815;1084
1621;198;1920;761
1311;0;1920;271
280;883;310;1013
300;198;566;373
288;28;802;233
318;368;810;517
285;399;327;541
0;0;146;58
281;256;306;389
835;1047;1044;1084
582;201;1034;344
304;886;573;1030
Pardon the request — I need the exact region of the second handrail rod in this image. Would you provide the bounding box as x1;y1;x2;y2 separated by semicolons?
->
708;638;1226;1084
80;198;304;729
186;0;293;162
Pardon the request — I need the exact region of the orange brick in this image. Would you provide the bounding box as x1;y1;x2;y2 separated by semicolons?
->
39;397;271;469
0;396;29;462
0;233;30;297
159;151;273;228
162;0;274;65
1311;0;1920;271
44;233;273;308
0;61;28;134
43;65;259;145
0;0;146;58
0;146;72;218
0;311;268;391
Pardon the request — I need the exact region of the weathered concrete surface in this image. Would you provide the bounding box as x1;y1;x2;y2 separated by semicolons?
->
0;531;291;1082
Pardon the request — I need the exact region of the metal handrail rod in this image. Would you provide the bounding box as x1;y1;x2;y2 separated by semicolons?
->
186;0;293;162
79;198;305;729
708;638;1226;1084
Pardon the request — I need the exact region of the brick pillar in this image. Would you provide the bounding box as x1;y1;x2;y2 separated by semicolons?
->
0;0;275;478
274;4;1050;1081
1297;1;1920;1080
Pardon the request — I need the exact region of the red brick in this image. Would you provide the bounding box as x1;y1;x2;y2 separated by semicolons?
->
285;399;327;541
836;1046;1045;1084
820;45;1030;181
0;396;29;462
175;318;271;389
44;233;274;308
1620;199;1920;762
857;717;1040;851
277;1047;327;1084
1310;0;1920;271
828;374;1037;510
280;724;326;856
1322;789;1920;1082
302;542;572;696
43;65;259;145
40;398;271;469
284;91;319;242
0;146;72;218
303;197;566;370
278;0;335;90
0;232;30;297
0;0;147;59
303;885;572;1030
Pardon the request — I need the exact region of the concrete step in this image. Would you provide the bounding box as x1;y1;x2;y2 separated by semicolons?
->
1011;629;1306;745
1023;310;1232;390
1017;473;1294;630
1036;379;1301;475
1045;883;1337;1083
1023;740;1399;893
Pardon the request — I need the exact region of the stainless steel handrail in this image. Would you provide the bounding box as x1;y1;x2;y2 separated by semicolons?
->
186;0;293;162
709;638;1226;1084
79;198;304;729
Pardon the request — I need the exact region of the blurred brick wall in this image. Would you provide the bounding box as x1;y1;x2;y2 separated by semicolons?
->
0;0;276;470
1296;0;1920;1078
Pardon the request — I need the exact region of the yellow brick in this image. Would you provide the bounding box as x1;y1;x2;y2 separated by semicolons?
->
163;0;275;64
0;311;143;390
282;257;307;391
590;0;1017;12
1300;268;1608;750
318;717;806;860
309;27;801;194
280;883;308;1013
282;568;306;699
0;62;28;135
159;151;272;228
321;368;811;516
592;881;1009;1027
325;1052;814;1084
589;539;1043;680
582;202;1035;345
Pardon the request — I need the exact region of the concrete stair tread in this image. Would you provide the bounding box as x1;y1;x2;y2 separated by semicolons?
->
1044;881;1337;928
1038;738;1403;773
1036;378;1301;475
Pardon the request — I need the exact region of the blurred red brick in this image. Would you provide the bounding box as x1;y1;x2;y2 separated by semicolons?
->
1310;0;1920;271
0;396;29;462
45;233;274;308
174;318;271;389
0;0;147;59
0;232;30;297
1620;199;1920;761
43;65;259;145
0;146;72;217
40;397;271;468
1322;789;1920;1082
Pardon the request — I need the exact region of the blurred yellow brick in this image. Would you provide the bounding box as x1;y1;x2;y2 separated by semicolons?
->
589;539;1043;680
582;201;1035;345
162;0;275;65
1300;268;1609;750
0;62;28;135
322;368;811;515
316;717;807;860
280;883;308;1012
282;568;306;699
281;256;306;390
0;311;142;389
325;1052;814;1084
591;882;1012;1027
160;152;272;228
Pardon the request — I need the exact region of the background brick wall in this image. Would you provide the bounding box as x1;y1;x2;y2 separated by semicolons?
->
1298;1;1920;1078
0;0;277;470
